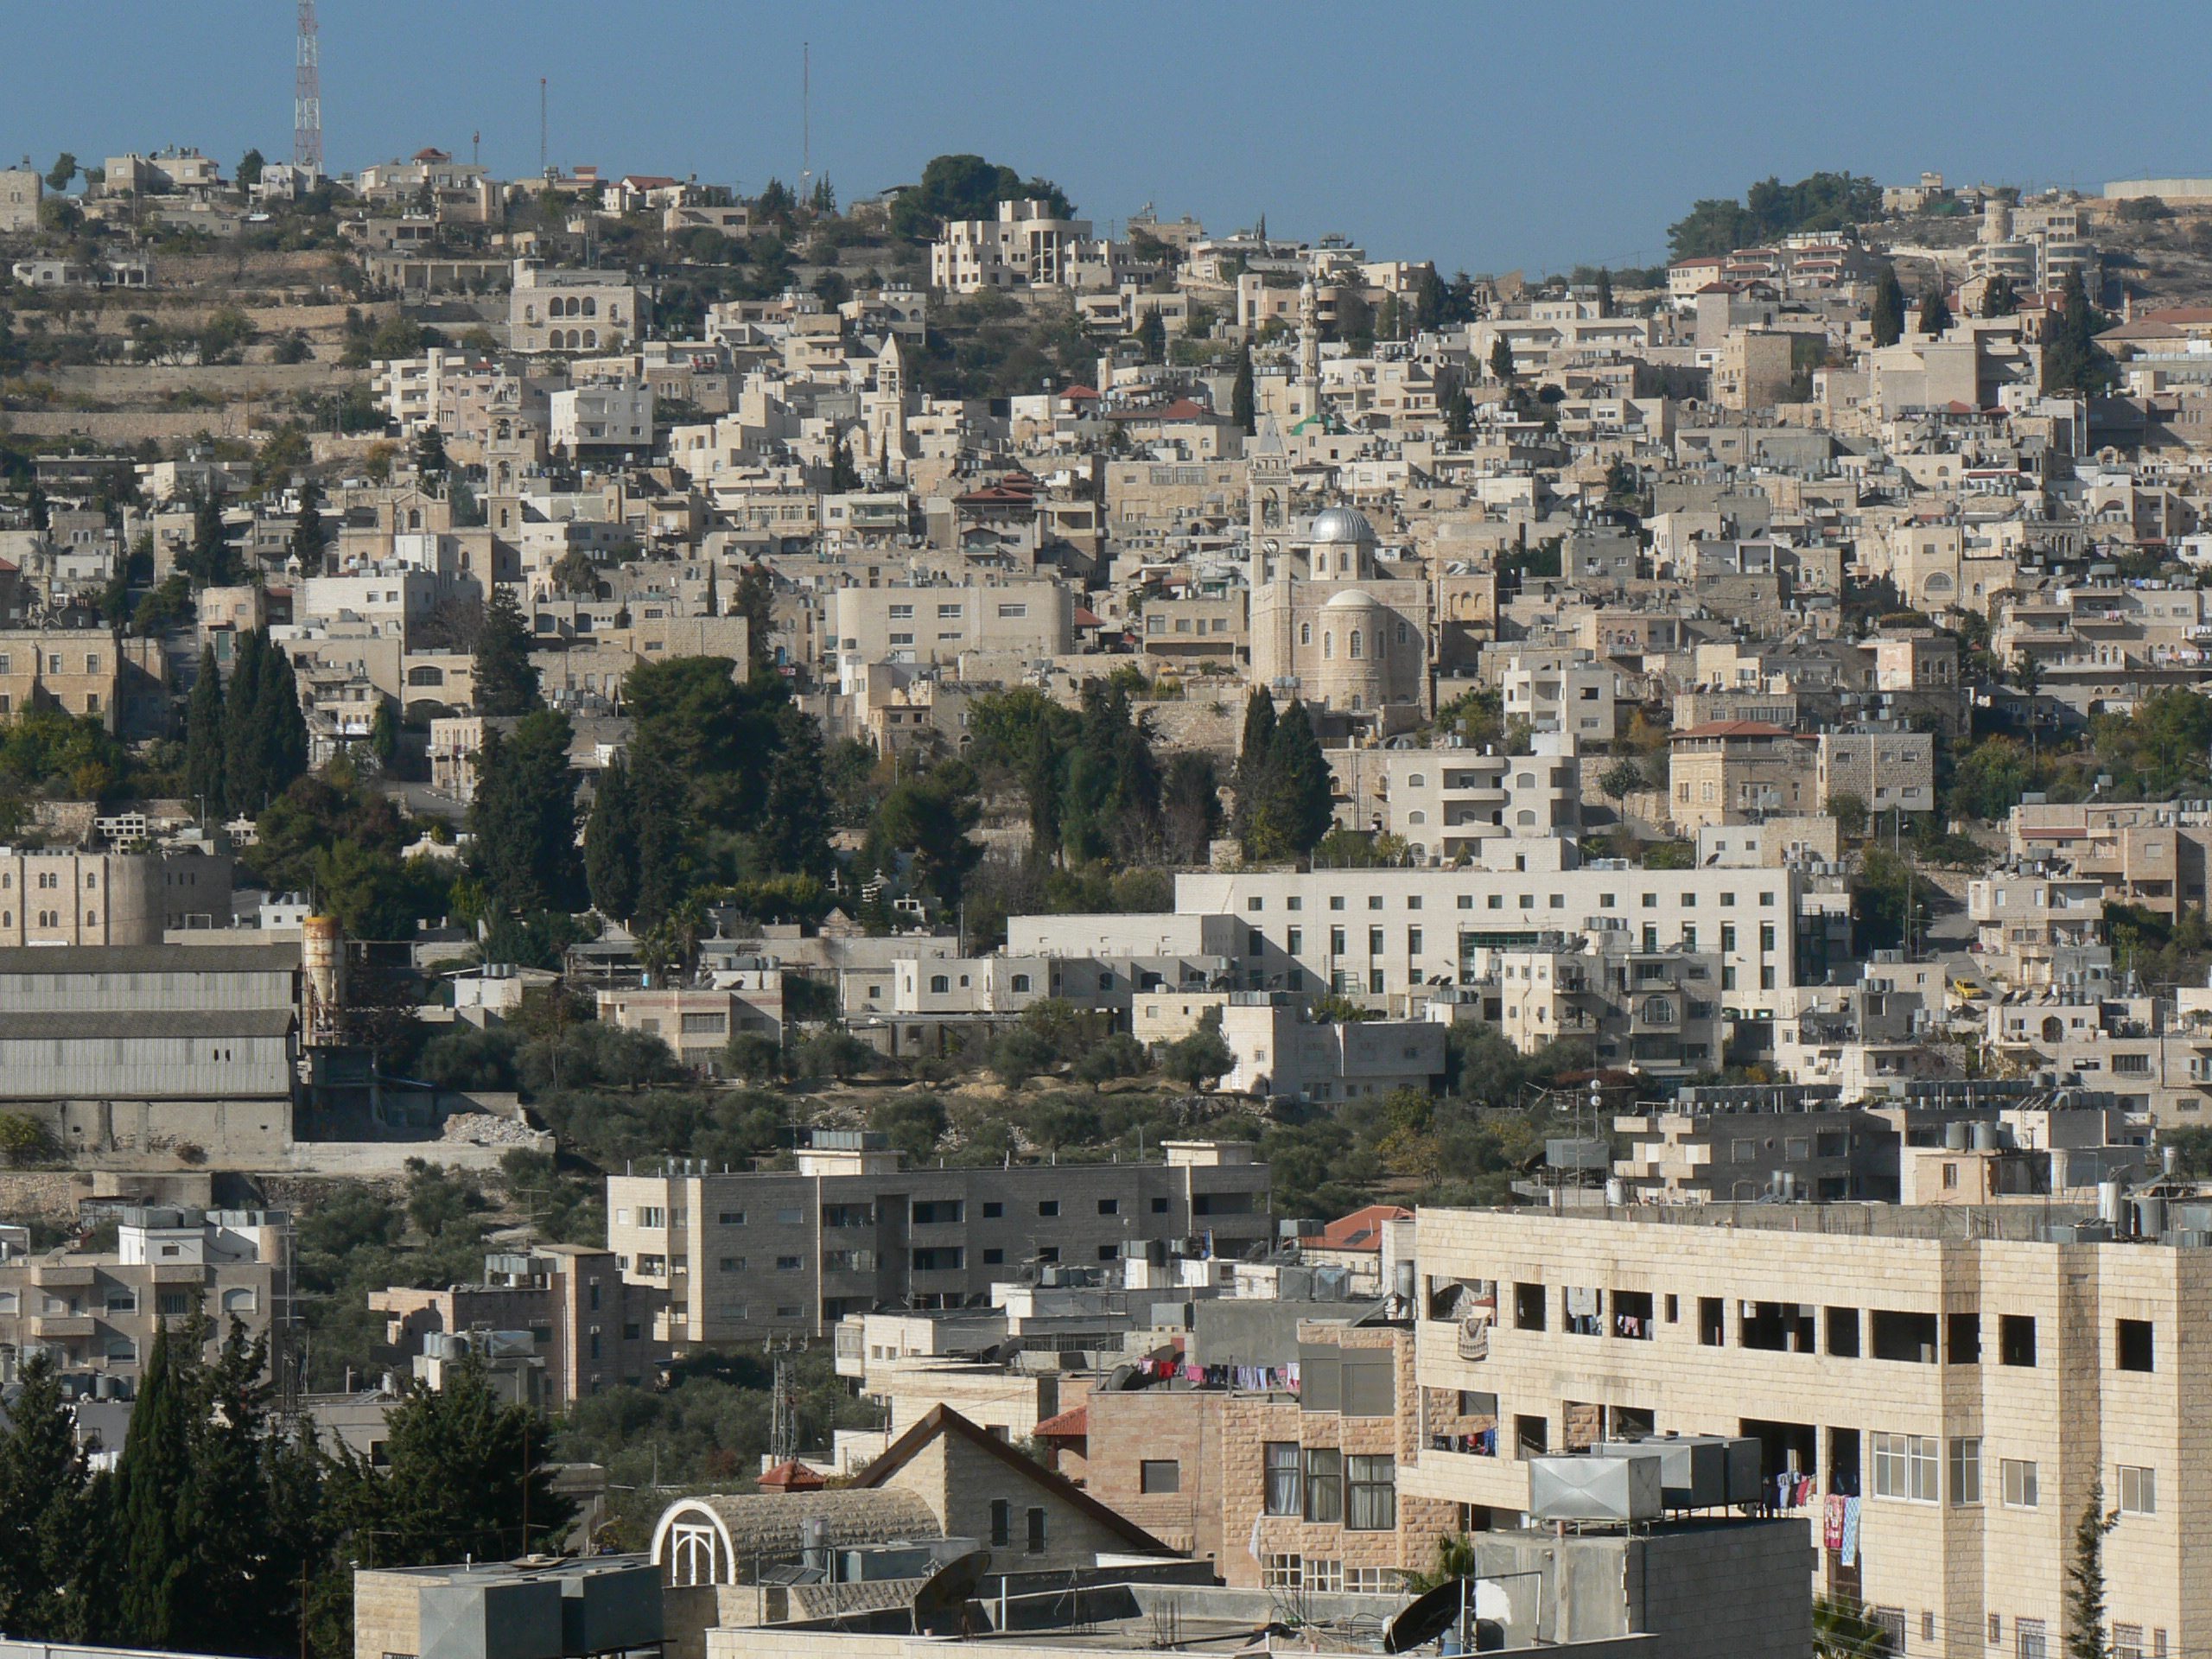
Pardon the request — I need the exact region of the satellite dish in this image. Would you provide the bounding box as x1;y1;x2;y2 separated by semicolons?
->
1383;1579;1468;1654
910;1548;991;1629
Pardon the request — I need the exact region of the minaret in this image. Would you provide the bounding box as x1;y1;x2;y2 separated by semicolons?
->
1297;276;1320;419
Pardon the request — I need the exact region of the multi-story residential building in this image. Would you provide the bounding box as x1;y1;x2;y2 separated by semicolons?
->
0;625;122;725
825;578;1074;671
595;981;784;1073
606;1135;1270;1348
1465;935;1724;1077
0;1207;289;1388
1405;1204;2209;1659
1967;868;2106;987
930;198;1094;293
371;1244;667;1406
1816;727;1937;817
1164;861;1808;1022
510;261;643;354
1325;739;1580;866
1501;655;1618;741
1088;1319;1448;1590
550;380;654;454
1669;721;1816;830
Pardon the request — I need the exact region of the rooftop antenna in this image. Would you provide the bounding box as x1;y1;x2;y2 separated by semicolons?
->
292;0;322;174
799;41;811;200
472;129;480;167
539;76;548;178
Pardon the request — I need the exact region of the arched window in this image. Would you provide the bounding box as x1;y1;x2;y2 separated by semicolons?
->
930;975;950;995
1300;622;1312;645
583;328;597;348
1350;630;1363;659
1323;632;1333;660
407;665;445;687
1516;809;1536;826
582;297;597;317
1408;774;1426;788
1407;810;1427;824
221;1287;257;1314
1011;974;1033;993
1516;772;1534;788
1643;998;1672;1024
1350;696;1363;710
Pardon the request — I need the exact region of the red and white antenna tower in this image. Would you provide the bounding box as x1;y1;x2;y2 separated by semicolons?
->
294;1;323;173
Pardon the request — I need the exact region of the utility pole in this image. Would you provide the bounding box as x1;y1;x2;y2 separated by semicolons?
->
539;77;549;179
800;42;810;203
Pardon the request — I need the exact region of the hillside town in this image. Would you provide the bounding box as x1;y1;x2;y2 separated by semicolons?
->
16;66;2212;1659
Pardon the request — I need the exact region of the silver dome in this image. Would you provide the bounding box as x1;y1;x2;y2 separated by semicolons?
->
1308;506;1376;545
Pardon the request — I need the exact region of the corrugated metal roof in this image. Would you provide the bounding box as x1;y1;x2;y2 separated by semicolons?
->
0;1008;296;1039
0;944;301;974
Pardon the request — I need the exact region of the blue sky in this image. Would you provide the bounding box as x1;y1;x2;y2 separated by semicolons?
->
4;0;2209;273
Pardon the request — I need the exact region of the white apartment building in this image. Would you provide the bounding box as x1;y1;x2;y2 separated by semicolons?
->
550;381;654;453
1168;862;1805;1019
826;579;1074;671
1325;741;1581;866
1501;658;1618;741
930;199;1094;293
1217;999;1446;1103
510;262;643;354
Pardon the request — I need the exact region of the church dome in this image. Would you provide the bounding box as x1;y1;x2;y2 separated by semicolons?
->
1324;587;1382;609
1309;506;1376;545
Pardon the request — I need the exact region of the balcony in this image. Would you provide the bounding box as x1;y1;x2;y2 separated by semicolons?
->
30;1315;95;1338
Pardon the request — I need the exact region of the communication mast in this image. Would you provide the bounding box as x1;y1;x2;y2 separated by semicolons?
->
293;1;323;173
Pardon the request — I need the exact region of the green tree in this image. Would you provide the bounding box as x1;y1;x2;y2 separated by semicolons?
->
0;1352;90;1640
826;429;861;492
469;710;582;916
1980;274;2020;318
252;644;310;800
868;772;982;913
1870;266;1907;349
732;562;774;677
2044;268;2115;396
627;731;689;930
1445;385;1473;437
1598;760;1645;812
1160;751;1223;862
1489;336;1516;385
1158;1010;1233;1091
757;705;836;880
2066;1484;2117;1659
181;486;240;587
1231;344;1255;434
1594;266;1614;316
184;645;226;820
1811;1596;1891;1659
412;426;448;481
43;153;76;193
1256;699;1334;861
367;697;399;771
1135;308;1166;365
236;148;264;188
290;478;326;572
112;1320;196;1648
473;587;543;716
222;630;269;816
584;752;639;920
1232;687;1278;856
1918;284;1953;336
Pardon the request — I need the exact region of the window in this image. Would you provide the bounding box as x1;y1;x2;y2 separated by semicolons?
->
998;603;1029;619
2118;1464;2157;1516
2117;1319;2155;1372
1303;1447;1342;1522
2001;1458;2039;1508
2000;1314;2037;1367
2114;1629;2144;1659
1264;1442;1302;1515
1026;1507;1046;1553
1038;1199;1059;1217
1949;1437;1980;1505
1097;1198;1120;1216
2018;1619;2047;1659
1141;1459;1181;1494
929;974;950;994
1872;1433;1938;1502
1345;1455;1395;1530
990;1500;1012;1547
719;1211;746;1225
719;1256;746;1272
982;1201;1003;1219
1287;926;1303;954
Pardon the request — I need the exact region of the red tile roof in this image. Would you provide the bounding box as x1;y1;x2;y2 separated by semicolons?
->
758;1459;827;1491
1033;1406;1089;1440
1300;1204;1413;1252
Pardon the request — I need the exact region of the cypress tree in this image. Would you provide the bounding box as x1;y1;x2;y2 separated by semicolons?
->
1231;345;1255;435
1918;284;1953;337
584;752;639;920
112;1323;194;1649
1261;698;1334;860
289;479;325;573
0;1353;90;1640
469;710;581;916
1595;266;1614;317
1870;266;1907;348
759;705;836;880
1232;687;1278;856
253;643;310;798
629;733;687;931
222;631;268;817
1489;336;1516;385
184;645;226;821
473;587;543;716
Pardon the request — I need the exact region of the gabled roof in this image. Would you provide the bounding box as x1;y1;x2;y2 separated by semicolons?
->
1032;1406;1089;1440
855;1404;1173;1554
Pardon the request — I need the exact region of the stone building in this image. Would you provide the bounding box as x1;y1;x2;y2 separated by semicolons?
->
1249;506;1432;734
1406;1204;2212;1659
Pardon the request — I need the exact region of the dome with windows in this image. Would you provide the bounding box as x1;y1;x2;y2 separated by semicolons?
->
1308;506;1376;545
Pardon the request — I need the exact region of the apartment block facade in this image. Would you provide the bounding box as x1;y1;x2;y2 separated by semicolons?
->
607;1138;1270;1347
1405;1205;2211;1659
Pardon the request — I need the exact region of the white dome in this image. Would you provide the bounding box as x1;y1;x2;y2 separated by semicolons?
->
1324;587;1382;609
1309;506;1376;545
